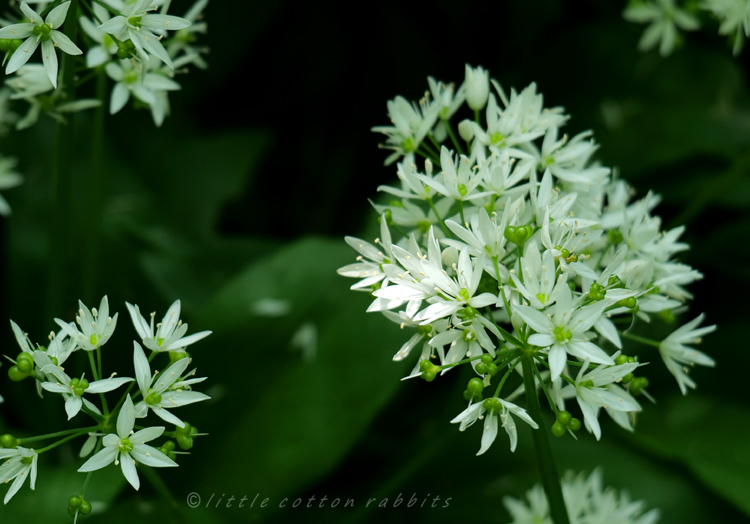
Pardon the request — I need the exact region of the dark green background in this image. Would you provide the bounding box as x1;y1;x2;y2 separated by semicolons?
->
0;0;748;522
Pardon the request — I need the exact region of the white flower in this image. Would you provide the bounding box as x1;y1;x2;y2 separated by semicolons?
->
510;243;569;310
624;0;700;56
99;0;191;68
164;0;210;68
410;248;497;324
126;299;211;353
0;2;82;87
428;76;465;121
561;360;641;440
5;64;53;99
504;469;661;524
34;350;132;420
132;342;209;427
79;5;117;68
0;446;38;504
659;313;716;394
517;286;615;381
78;395;177;490
416;146;494;203
0;155;23;216
105;60;180;115
371;94;440;165
337;216;393;291
701;0;750;54
464;64;489;111
55;296;118;351
450;396;538;454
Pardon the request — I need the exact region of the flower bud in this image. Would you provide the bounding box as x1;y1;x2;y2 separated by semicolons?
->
458;120;474;142
465;64;490;111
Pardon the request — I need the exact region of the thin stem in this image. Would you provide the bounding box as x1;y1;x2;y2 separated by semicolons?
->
426;132;442;153
79;439;102;497
96;347;109;415
426;197;451;237
532;362;559;416
621;332;661;348
484;306;522;348
443;119;465;155
18;426;99;444
458;199;466;226
493;356;521;397
37;430;89;454
534;355;577;387
521;356;570;524
415;148;440;166
87;352;100;381
47;0;80;322
474;108;481;124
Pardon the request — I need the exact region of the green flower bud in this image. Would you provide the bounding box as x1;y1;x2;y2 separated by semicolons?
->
614;355;629;366
71;378;80;387
69;495;83;508
74;386;85;397
607;229;623;245
475;363;488;374
608;275;624;288
466;377;484;396
0;39;10;51
556;410;572;426
8;365;30;382
117;47;129;59
551;421;566;437
68;506;78;517
146;392;163;405
175;422;192;436
621;373;634;384
80;500;92;515
419;360;433;372
588;283;605;301
560;248;571;259
176;435;194;450
487;363;498;376
462;390;472;401
480;354;493;366
568;418;581;431
169;350;189;363
617;297;637;309
416;325;432;336
627;356;636;363
1;434;17;448
422;370;437;382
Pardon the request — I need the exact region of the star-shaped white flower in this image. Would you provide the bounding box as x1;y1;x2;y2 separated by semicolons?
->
0;446;38;504
450;396;538;454
659;313;716;394
55;296;118;351
78;395;176;490
132;342;209;427
0;2;82;87
516;285;615;381
126;299;210;353
34;350;132;420
561;359;641;440
99;0;191;69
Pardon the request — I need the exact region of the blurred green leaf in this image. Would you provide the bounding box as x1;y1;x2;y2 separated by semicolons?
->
626;395;750;516
190;237;411;516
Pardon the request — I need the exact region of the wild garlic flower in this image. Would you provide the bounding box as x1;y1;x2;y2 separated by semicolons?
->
342;65;714;455
99;0;191;69
126;299;211;353
701;0;750;54
659;314;716;394
0;2;82;87
0;446;38;504
55;296;118;351
35;350;132;420
132;342;209;427
78;395;177;490
451;396;538;454
623;0;699;56
504;469;660;524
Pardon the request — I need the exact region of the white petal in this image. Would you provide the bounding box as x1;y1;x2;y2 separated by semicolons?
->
78;446;118;472
120;452;140;490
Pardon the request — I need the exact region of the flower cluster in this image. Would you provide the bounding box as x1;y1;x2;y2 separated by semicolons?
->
504;469;660;524
624;0;750;55
0;296;211;511
339;65;715;455
0;0;209;128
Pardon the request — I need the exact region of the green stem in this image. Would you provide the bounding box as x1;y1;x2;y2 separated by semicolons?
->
414;148;440;166
47;0;80;322
621;332;660;348
18;426;99;444
458;199;466;226
532;362;559;415
493;356;521;397
521;356;570;524
443;119;465;155
427;132;442;153
37;430;89;454
426;197;451;237
474;108;481;124
534;355;578;387
82;66;106;303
